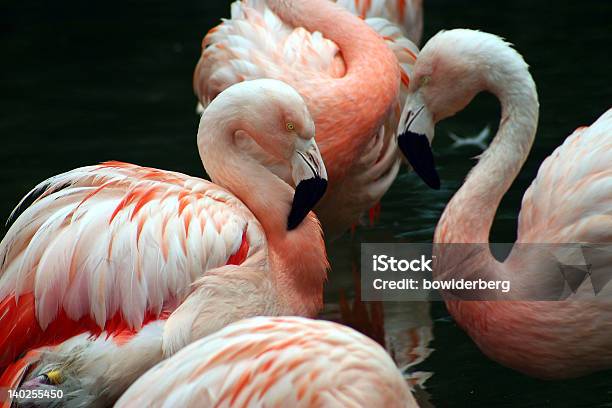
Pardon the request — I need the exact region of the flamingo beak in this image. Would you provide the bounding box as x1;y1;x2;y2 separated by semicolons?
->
397;93;440;190
288;138;328;230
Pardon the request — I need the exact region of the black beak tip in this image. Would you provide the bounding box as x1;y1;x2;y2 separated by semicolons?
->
287;177;328;230
398;130;441;190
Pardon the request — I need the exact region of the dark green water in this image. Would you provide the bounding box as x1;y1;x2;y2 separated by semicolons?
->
1;0;611;406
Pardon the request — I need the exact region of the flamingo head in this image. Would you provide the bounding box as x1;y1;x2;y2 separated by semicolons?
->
241;80;329;230
398;29;524;189
199;79;328;230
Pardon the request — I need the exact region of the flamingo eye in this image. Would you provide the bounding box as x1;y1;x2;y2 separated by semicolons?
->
286;122;295;131
421;76;431;86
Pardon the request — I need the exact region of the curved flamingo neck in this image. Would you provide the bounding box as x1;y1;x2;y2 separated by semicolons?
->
435;56;539;245
197;107;328;315
267;0;401;182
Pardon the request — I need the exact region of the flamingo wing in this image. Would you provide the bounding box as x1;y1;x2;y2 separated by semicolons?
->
194;0;345;108
517;109;612;244
336;0;423;44
194;0;417;115
0;161;264;369
116;316;416;408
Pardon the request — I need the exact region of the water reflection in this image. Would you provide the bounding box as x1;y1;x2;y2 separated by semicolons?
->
320;261;434;407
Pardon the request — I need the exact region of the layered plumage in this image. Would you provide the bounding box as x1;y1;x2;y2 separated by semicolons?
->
194;0;420;238
517;113;612;244
337;0;423;45
0;79;329;406
115;317;418;407
0;162;258;357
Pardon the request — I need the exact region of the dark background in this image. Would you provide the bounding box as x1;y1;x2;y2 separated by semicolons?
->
1;0;611;406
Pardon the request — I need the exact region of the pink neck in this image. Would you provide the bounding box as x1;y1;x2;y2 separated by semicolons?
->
430;44;540;339
267;0;401;182
268;214;329;316
435;64;539;245
432;46;539;313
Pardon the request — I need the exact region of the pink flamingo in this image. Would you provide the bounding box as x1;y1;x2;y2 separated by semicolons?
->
399;29;612;378
115;316;418;407
195;0;422;238
0;79;329;404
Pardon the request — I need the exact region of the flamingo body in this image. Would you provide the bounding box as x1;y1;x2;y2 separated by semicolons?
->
518;112;612;245
450;110;612;379
116;316;418;408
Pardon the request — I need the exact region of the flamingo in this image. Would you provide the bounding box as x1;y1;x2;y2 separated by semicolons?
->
0;79;329;405
399;29;612;378
114;316;418;407
194;0;422;238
